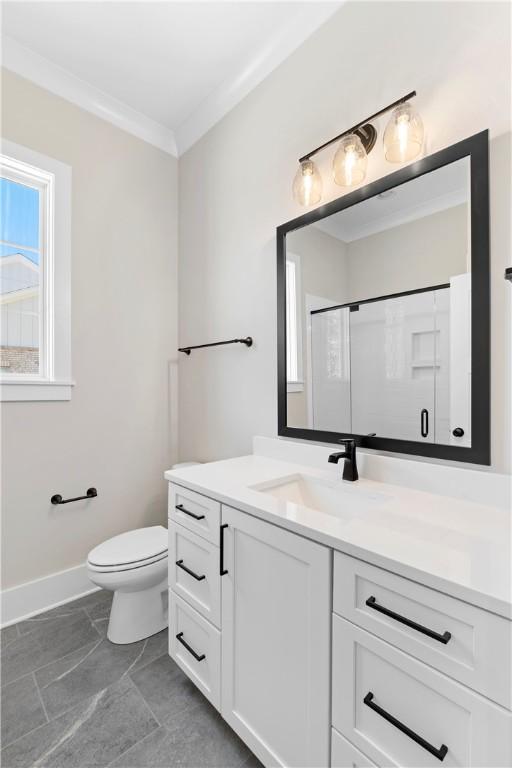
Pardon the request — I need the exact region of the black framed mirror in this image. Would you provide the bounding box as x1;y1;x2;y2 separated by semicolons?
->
277;130;489;465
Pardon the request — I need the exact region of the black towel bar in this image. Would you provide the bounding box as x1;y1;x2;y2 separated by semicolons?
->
179;337;253;355
51;488;97;505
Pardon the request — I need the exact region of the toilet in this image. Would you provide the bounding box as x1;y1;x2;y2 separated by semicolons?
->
86;463;200;644
87;525;168;644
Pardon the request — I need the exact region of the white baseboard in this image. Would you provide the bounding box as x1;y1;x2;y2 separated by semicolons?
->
1;563;99;628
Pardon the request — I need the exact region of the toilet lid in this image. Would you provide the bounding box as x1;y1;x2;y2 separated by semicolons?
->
87;526;167;568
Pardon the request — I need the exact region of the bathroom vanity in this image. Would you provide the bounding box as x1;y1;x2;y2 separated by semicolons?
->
165;130;507;767
165;438;512;768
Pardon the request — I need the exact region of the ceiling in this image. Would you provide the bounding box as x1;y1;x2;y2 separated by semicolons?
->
1;1;340;155
314;157;470;243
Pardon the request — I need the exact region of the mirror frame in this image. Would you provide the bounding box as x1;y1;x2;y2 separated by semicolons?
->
277;130;490;465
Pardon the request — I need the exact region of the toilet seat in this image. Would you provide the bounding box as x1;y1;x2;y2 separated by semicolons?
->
87;551;168;573
87;525;167;573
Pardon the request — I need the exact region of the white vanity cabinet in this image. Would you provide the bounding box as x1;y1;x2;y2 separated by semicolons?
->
221;504;331;768
168;484;332;768
167;480;512;768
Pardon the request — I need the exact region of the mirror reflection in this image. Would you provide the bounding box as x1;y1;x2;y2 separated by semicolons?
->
285;157;471;447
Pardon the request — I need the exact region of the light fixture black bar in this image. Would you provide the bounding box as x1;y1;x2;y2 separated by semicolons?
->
299;90;417;163
179;337;253;355
505;267;512;282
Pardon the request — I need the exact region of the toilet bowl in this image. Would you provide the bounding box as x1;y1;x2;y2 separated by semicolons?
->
87;525;168;644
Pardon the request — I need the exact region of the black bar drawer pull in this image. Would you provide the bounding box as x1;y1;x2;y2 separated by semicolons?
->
220;523;228;575
364;692;448;761
175;503;205;521
176;632;205;662
365;596;451;644
176;560;206;581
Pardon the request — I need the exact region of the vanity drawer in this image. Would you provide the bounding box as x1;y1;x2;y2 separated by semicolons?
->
169;591;221;710
331;729;377;768
168;522;221;628
169;483;221;544
332;616;512;767
333;552;511;708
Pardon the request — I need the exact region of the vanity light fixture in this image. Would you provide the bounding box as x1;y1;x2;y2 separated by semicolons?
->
333;133;368;187
293;91;422;205
383;101;424;163
292;159;322;206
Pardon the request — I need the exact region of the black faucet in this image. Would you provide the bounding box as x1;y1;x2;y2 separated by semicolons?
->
328;439;358;482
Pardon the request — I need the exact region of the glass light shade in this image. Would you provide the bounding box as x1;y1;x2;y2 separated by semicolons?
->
333;134;367;187
292;160;322;206
383;102;424;162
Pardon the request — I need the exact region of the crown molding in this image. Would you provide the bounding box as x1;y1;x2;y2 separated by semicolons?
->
174;3;342;155
2;4;341;158
2;36;178;157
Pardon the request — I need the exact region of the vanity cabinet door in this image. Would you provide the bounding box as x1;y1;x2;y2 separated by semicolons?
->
332;616;512;767
221;505;331;768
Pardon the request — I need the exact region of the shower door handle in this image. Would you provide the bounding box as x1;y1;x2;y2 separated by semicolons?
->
420;409;429;438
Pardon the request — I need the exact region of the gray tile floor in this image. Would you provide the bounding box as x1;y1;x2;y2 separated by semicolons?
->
1;590;263;768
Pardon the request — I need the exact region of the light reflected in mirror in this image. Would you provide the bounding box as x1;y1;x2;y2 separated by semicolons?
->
285;157;471;447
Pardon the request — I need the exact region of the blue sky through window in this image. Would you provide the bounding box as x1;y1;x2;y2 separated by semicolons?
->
0;178;40;264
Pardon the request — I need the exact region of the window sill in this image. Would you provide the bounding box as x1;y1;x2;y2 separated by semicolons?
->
287;381;304;393
0;379;75;402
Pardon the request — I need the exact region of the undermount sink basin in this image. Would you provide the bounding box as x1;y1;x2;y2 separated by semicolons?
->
251;473;389;519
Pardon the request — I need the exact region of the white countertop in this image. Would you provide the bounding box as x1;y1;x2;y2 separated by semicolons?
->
165;453;512;620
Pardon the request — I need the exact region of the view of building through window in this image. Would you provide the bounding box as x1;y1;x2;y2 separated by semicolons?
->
0;177;41;375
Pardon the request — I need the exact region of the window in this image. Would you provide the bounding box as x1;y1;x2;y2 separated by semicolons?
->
1;141;72;401
286;252;303;392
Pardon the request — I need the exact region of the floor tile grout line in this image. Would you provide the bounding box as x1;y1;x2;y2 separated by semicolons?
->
15;607;102;642
125;675;161;727
104;720;162;768
14;593;110;635
2;657;107;752
0;688;56;751
2;635;102;689
18;610;81;624
126;648;168;677
0;676;110;752
40;637;104;690
0;634;21;651
1;647;153;754
83;603;112;624
32;671;50;723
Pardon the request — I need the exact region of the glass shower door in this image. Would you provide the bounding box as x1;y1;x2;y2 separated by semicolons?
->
350;292;437;442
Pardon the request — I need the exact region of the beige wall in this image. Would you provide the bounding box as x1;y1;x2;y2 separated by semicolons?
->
178;1;511;472
1;70;179;589
346;204;468;302
288;225;348;305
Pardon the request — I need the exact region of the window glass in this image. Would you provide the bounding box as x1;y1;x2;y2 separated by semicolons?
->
0;177;41;375
0;178;40;248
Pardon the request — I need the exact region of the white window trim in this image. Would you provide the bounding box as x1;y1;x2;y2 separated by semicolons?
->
286;252;304;393
1;140;73;401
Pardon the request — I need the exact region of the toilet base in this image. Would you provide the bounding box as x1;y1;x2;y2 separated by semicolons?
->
107;578;168;644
